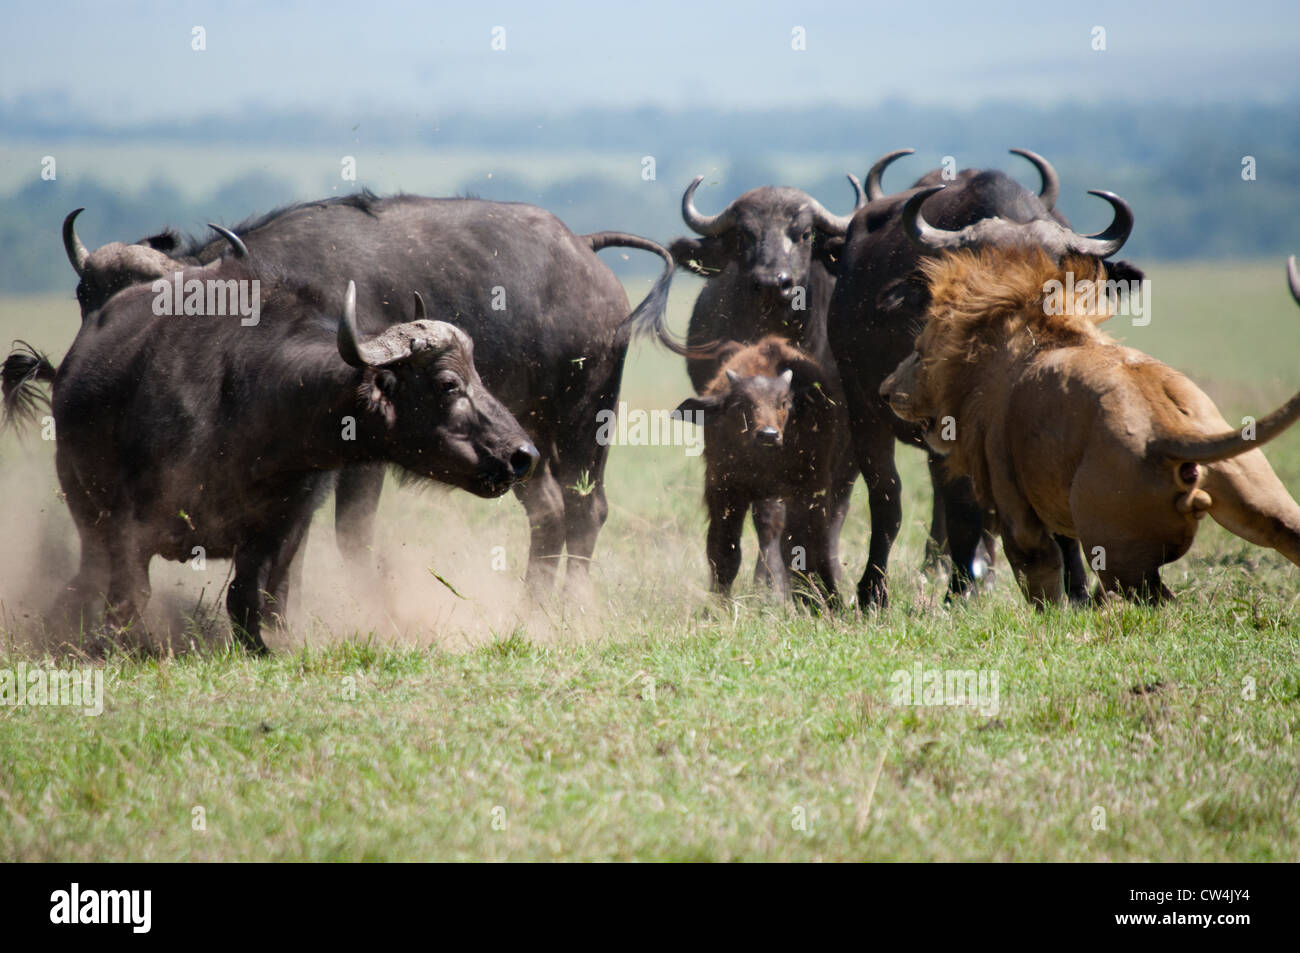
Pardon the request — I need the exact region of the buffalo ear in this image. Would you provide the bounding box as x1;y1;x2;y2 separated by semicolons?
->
876;274;929;314
1104;259;1145;285
814;234;846;275
780;358;827;394
361;369;398;428
670;237;729;277
673;393;723;419
139;230;179;253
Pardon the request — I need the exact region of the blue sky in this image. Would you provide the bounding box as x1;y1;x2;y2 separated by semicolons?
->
1;0;1297;122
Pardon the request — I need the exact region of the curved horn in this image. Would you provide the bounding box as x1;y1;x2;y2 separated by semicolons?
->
63;208;90;277
1288;256;1300;307
865;149;915;201
806;197;853;235
847;173;866;211
681;176;738;236
337;281;367;368
1067;190;1134;258
805;184;860;235
412;291;427;320
207;223;247;259
900;185;959;249
1009;148;1060;211
338;281;459;369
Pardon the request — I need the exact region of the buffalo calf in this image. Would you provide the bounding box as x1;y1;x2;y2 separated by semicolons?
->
675;336;849;602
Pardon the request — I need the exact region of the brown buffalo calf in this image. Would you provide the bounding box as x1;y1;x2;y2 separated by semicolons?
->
675;336;850;602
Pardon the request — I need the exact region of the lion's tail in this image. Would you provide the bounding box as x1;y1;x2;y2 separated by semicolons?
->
1150;390;1300;464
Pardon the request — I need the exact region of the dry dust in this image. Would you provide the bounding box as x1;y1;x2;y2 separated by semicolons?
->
0;449;609;656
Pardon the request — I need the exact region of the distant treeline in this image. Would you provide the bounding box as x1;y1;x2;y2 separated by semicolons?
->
3;99;1299;293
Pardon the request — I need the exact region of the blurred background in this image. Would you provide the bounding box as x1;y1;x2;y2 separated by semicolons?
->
1;0;1298;293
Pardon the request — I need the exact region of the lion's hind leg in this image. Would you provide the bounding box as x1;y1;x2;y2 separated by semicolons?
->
1001;521;1065;608
1091;563;1172;605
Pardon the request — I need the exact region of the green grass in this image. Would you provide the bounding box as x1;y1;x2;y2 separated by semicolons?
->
2;262;1300;861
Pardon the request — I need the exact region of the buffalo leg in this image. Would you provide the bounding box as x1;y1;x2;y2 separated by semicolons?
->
553;353;625;596
105;532;151;628
801;456;856;607
924;453;948;572
514;459;566;592
857;420;903;608
827;462;858;603
57;526;112;633
816;496;846;604
334;464;389;615
705;488;747;595
751;497;788;598
941;474;986;598
264;516;313;630
284;532;307;620
229;488;322;653
335;464;384;567
557;479;608;596
1057;535;1090;604
798;495;841;607
227;544;273;654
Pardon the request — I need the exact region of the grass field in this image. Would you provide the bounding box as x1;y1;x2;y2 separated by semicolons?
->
2;262;1299;861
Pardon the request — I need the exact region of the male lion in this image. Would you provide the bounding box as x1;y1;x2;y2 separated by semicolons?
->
880;247;1300;606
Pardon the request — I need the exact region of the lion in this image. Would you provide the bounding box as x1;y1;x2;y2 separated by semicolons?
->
880;246;1300;606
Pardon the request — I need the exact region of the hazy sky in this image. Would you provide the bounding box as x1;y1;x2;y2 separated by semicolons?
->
2;0;1297;121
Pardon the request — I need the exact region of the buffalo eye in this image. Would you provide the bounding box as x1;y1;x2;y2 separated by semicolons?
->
437;372;464;396
800;229;813;243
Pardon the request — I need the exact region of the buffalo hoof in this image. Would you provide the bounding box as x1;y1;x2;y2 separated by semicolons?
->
230;627;270;656
857;576;889;610
920;539;945;577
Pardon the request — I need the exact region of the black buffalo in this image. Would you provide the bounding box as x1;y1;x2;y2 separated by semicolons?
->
60;193;675;593
636;175;870;600
2;243;538;653
826;149;1141;607
653;175;863;390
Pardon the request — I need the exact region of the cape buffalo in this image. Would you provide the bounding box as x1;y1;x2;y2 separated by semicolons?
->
826;149;1141;608
673;336;850;601
2;242;537;653
635;175;867;600
648;175;864;390
60;193;675;594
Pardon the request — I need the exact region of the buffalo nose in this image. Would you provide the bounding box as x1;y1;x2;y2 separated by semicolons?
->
755;426;781;446
753;271;793;291
510;443;540;480
879;379;893;400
